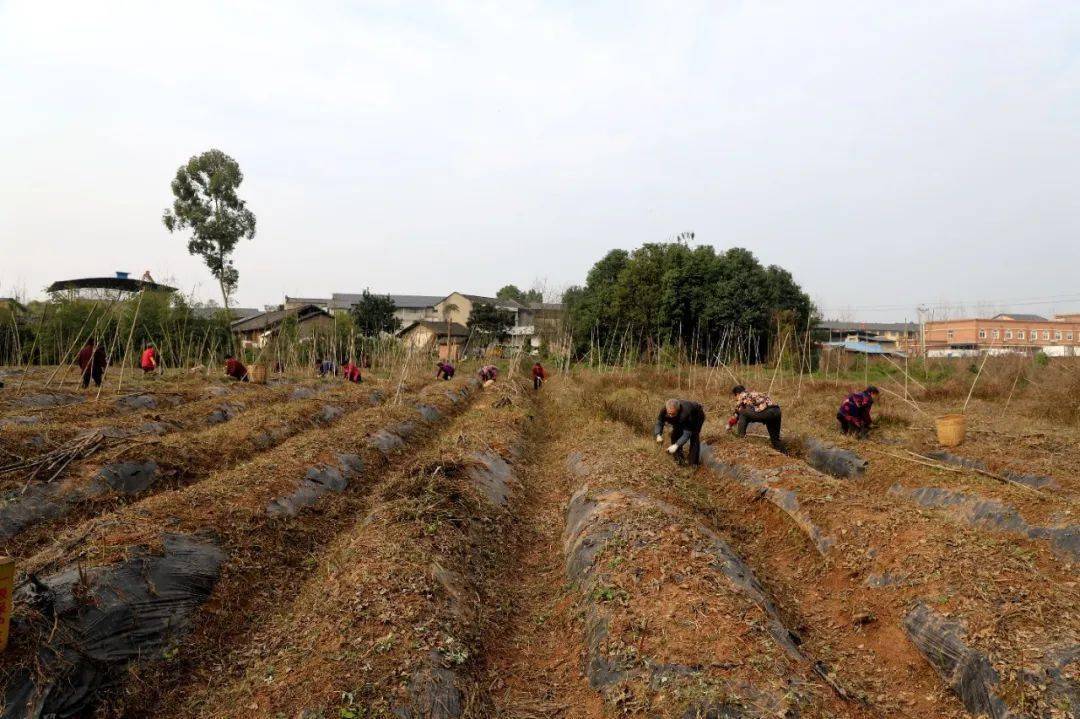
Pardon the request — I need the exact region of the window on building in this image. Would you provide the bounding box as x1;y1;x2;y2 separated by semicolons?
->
1042;330;1050;340
978;329;987;339
947;330;955;341
1005;330;1013;340
1068;332;1075;341
1055;330;1063;340
1031;328;1037;341
1018;330;1025;339
992;329;1000;339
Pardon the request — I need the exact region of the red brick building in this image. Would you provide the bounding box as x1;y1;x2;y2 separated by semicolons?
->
923;313;1080;351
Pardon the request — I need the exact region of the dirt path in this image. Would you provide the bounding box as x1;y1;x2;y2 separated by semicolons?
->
479;382;604;719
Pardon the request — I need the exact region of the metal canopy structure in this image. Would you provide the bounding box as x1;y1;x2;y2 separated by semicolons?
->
46;276;177;295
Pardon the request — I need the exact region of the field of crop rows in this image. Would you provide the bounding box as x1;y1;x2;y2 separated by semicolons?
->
0;365;1076;718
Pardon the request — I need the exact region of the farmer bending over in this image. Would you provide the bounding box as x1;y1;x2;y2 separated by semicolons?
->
316;358;337;377
342;360;362;383
76;338;108;389
654;398;706;466
837;385;880;439
140;343;159;374
531;361;547;390
729;385;782;449
436;361;455;380
478;364;498;383
225;354;249;382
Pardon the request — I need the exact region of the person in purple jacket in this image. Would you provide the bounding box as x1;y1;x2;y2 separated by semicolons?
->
837;386;880;439
436;361;455;380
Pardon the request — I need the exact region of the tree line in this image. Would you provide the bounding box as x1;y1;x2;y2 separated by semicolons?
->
562;242;815;364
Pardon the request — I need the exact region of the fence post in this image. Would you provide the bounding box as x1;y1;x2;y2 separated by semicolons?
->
0;556;13;651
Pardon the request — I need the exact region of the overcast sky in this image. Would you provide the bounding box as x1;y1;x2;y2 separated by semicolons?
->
2;1;1079;320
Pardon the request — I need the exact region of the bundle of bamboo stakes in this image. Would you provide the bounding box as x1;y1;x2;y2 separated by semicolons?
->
0;429;118;488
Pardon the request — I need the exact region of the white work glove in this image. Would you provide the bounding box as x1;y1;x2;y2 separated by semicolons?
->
655;434;663;444
667;444;679;454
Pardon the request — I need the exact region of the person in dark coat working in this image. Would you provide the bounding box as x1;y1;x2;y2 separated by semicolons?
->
316;358;336;377
837;386;880;439
654;398;706;465
729;385;782;449
76;338;108;389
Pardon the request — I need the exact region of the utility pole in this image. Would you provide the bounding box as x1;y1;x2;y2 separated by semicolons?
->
917;305;928;357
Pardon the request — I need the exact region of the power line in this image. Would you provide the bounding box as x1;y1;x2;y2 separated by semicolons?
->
819;291;1080;314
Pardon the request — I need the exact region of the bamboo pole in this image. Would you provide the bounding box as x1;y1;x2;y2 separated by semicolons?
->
14;303;52;395
115;288;147;396
962;345;994;413
1000;368;1023;418
879;351;927;392
96;297;127;401
43;302;100;388
767;331;789;395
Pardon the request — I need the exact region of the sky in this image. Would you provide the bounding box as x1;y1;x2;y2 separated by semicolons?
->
2;0;1079;321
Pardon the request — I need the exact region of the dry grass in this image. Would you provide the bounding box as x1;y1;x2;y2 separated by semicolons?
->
157;380;535;719
2;363;1076;719
581;369;1079;718
0;376;480;716
3;379;400;559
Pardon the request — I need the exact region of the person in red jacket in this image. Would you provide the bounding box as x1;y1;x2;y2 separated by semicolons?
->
76;338;108;389
531;361;547;390
224;354;248;382
140;343;159;374
342;360;362;383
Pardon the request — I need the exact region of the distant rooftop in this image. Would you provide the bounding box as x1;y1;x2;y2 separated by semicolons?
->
459;293;523;308
824;339;908;356
397;320;471;337
990;313;1050;322
47;275;176;294
284;296;330;306
818;320;918;333
231;304;329;333
330;293;444;310
189;306;260;320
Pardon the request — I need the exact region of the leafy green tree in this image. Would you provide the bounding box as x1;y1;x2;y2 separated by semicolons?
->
349;290;401;337
467;302;515;343
162;149;256;311
565;242;815;362
563;249;629;352
497;284;543;305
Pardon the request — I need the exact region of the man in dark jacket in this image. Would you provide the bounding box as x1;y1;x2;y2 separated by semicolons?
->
654;398;706;465
729;385;782;449
76;338;108;388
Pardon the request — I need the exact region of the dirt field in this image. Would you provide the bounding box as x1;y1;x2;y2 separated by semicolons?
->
0;363;1076;718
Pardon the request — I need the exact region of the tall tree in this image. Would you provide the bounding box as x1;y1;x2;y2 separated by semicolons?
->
497;284;544;305
349;290;401;336
441;302;460;355
565;242;815;362
162;149;256;311
467;302;515;344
